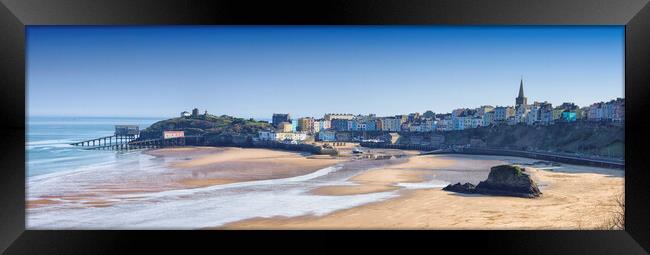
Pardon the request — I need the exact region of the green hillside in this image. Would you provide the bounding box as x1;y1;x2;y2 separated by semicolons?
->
138;114;271;145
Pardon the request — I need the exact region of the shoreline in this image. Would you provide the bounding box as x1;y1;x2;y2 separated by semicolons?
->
160;146;345;188
27;146;624;229
218;154;623;229
27;146;347;210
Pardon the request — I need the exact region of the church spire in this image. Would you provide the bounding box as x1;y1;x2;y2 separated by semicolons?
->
518;76;524;98
516;76;527;107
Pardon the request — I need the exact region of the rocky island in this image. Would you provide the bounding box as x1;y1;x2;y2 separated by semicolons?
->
443;164;542;198
136;113;338;155
138;113;271;145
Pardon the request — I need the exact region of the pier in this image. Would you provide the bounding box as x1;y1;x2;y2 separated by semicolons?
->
70;125;204;151
70;125;140;150
71;135;203;151
79;136;193;151
70;134;139;149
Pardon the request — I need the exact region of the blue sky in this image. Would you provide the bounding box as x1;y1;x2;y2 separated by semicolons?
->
27;26;624;119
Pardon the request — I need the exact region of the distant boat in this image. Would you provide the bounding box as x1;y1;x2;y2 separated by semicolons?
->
352;148;363;154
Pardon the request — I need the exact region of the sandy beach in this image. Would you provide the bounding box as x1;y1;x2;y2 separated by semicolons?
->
309;155;455;196
222;154;624;230
27;146;624;230
27;147;344;209
155;147;344;187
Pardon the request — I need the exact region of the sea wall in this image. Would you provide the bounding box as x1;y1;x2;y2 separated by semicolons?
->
201;134;336;155
359;142;624;169
339;122;624;159
250;141;337;156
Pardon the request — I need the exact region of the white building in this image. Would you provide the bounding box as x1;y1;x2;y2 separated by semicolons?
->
515;105;530;124
276;132;307;142
381;117;402;132
452;116;465;130
507;116;517;126
319;119;331;130
423;119;436;131
258;131;307;142
526;106;540;125
470;116;483;128
483;111;495;126
324;113;355;121
436;118;454;131
587;99;626;122
540;106;554;125
464;117;473;129
258;131;276;141
409;120;435;132
409;124;422;132
318;130;336;141
494;106;515;122
602;102;615;120
612;100;625;122
312;120;321;133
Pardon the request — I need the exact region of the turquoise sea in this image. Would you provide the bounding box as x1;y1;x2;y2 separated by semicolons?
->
26;116;162;177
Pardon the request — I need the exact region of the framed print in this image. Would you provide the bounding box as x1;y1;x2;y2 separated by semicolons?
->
1;0;650;254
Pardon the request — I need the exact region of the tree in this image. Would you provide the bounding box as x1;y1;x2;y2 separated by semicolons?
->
423;110;435;119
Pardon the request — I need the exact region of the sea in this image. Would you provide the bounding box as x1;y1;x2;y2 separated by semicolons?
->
26;116;162;177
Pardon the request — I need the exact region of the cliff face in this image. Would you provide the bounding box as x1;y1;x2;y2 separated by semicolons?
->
434;122;624;158
138;115;271;146
343;122;624;158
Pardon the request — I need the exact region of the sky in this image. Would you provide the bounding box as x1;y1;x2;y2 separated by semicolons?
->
27;26;624;119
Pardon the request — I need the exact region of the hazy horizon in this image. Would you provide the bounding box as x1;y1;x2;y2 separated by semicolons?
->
27;26;624;119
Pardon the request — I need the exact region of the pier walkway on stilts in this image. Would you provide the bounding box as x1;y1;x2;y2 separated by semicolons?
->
70;125;203;151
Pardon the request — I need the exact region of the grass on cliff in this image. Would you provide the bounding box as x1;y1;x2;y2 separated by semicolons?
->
139;114;271;139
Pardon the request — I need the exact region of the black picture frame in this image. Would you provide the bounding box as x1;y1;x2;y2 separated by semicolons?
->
1;0;649;254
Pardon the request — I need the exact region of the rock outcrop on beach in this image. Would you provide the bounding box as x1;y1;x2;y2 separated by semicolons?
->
475;165;541;198
442;182;475;194
442;164;542;198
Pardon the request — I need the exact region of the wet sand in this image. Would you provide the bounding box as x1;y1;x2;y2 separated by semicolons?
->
164;147;344;187
310;184;400;196
28;146;624;229
309;155;456;196
308;155;500;196
27;147;344;209
27;199;62;209
222;155;624;229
